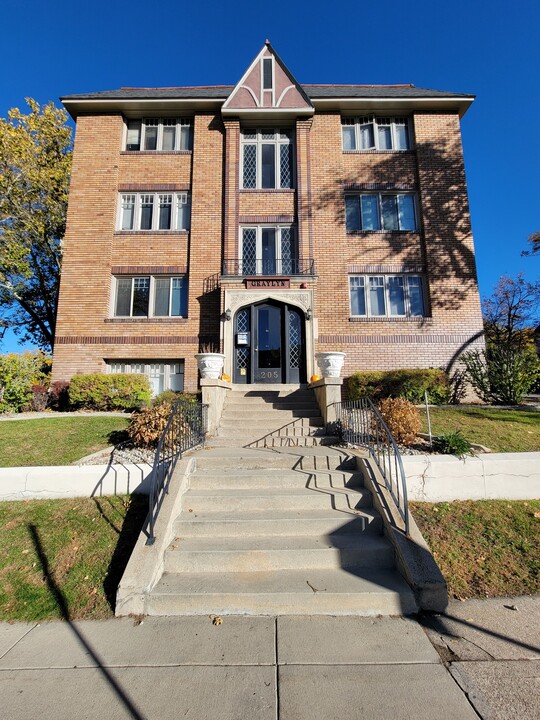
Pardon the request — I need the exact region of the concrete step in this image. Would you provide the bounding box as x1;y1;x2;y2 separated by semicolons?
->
173;508;383;537
181;486;373;513
194;449;356;472
164;534;395;573
217;425;327;438
190;468;364;490
146;568;418;616
246;435;340;448
221;408;323;421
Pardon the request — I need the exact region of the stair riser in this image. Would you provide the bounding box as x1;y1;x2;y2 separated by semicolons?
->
218;427;327;439
221;406;321;421
190;475;363;491
174;516;383;537
194;456;355;471
182;494;369;513
145;592;416;617
165;547;395;573
219;416;323;427
224;400;319;409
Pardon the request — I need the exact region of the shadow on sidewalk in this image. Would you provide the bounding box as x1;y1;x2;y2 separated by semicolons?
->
28;523;146;720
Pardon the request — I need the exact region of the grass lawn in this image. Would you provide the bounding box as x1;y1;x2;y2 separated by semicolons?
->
418;406;540;452
0;416;130;467
411;500;540;599
0;495;148;621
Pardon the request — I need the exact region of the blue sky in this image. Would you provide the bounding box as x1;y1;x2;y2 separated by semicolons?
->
1;0;538;352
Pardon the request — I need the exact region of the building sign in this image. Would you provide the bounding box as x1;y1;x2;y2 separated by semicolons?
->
245;278;290;289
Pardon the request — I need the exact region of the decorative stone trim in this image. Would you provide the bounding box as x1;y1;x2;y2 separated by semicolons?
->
318;333;477;344
111;265;187;275
56;335;198;345
118;183;190;191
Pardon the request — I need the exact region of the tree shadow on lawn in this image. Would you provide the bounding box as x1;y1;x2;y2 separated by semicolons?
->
95;495;149;612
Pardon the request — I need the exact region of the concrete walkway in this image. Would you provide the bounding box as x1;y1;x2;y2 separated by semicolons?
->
3;597;538;719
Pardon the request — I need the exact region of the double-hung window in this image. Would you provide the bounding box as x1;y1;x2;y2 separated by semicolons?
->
107;360;185;395
241;129;294;189
240;226;297;275
118;192;191;231
114;276;188;318
349;274;425;318
345;193;416;232
342;116;410;151
125;119;193;151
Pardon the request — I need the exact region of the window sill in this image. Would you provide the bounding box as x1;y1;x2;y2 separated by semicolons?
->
348;316;432;323
114;230;189;236
342;149;414;155
346;230;419;235
120;150;192;156
239;188;295;193
105;317;189;323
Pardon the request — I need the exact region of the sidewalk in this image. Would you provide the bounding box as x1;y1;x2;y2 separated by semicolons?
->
1;598;538;719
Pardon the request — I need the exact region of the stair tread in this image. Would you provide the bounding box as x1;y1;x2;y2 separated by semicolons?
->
168;534;392;553
176;507;382;523
153;567;415;599
184;487;369;498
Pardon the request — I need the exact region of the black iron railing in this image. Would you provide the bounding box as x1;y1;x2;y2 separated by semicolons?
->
222;258;315;277
146;398;207;545
332;398;410;535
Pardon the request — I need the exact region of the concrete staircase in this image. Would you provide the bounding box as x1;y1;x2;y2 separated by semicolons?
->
209;385;337;448
145;385;417;616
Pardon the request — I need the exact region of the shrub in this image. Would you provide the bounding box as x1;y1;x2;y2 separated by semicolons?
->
48;380;70;411
0;351;51;413
128;402;173;448
348;368;451;404
30;384;49;411
68;373;151;411
462;346;540;405
152;390;198;408
433;431;472;457
377;397;421;446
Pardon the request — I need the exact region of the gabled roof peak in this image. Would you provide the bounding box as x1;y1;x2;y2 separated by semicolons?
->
222;42;314;117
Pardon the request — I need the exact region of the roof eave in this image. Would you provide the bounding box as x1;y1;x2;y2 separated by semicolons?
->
60;96;228;119
311;95;475;118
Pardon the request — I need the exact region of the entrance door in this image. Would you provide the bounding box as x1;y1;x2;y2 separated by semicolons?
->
233;301;305;384
255;303;281;382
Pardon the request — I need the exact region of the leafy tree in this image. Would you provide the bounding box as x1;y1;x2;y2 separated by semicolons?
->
522;230;540;257
0;98;72;351
462;275;540;404
482;274;540;350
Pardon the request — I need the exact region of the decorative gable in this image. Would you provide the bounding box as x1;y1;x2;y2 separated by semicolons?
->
222;41;313;116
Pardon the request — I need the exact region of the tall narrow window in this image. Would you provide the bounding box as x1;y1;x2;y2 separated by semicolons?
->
144;120;158;150
162;120;176;151
349;276;366;316
263;58;273;89
388;276;406;316
369;277;386;316
132;277;150;316
126;121;141;151
140;195;154;230
241;129;293;189
121;195;136;230
158;194;172;230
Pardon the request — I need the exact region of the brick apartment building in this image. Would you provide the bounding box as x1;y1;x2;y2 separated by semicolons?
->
52;42;484;394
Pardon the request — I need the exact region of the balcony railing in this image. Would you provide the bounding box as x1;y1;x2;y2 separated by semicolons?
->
222;258;315;277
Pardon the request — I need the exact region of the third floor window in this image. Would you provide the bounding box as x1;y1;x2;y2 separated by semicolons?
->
241;129;294;189
342;116;410;151
125;118;193;151
118;192;191;231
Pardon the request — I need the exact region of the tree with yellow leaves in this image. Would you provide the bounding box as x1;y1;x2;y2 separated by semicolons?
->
0;99;72;351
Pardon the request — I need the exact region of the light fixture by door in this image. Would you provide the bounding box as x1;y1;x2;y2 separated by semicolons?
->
306;307;312;320
222;308;232;321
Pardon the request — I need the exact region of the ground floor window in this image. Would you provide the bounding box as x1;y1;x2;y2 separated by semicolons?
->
349;274;426;318
106;360;184;395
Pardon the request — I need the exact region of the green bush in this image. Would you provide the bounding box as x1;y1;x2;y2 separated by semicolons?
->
433;430;472;457
348;368;451;404
462;346;540;405
68;373;151;411
0;351;51;413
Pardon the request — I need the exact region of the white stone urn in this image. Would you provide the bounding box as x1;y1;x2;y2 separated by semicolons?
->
315;351;346;378
195;353;226;380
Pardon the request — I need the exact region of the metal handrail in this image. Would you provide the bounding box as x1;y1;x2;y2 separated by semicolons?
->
332;398;410;535
146;398;207;545
222;258;315;277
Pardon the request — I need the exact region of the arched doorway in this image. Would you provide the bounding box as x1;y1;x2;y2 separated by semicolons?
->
233;300;306;384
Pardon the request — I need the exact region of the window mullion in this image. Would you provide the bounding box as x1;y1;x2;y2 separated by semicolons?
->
129;278;135;317
169;278;174;318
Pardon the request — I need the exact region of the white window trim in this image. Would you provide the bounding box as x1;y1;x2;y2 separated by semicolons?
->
240;129;294;189
113;275;188;318
117;192;190;231
239;225;296;275
345;192;417;232
348;274;426;318
342;116;412;152
106;360;185;395
123;118;193;152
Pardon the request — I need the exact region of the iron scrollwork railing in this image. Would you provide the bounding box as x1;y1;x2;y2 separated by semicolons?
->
222;258;315;277
146;398;207;545
332;398;410;535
